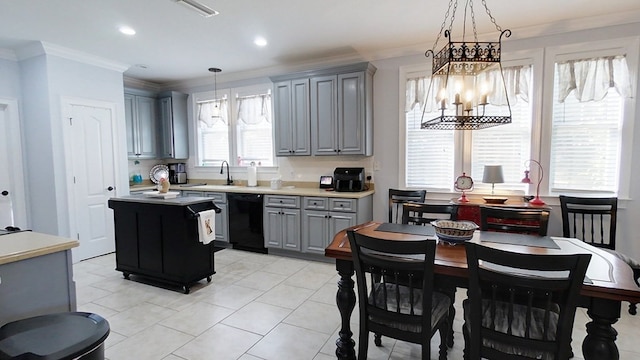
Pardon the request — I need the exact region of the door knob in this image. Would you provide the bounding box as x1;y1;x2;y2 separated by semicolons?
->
107;186;114;191
1;190;8;196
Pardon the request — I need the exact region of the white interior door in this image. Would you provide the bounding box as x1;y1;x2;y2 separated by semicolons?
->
0;100;27;229
66;102;117;261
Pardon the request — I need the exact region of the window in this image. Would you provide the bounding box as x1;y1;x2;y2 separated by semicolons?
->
549;55;629;193
403;38;638;198
404;63;533;191
195;84;274;167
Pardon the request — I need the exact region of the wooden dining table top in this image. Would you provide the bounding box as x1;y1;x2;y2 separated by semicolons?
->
325;221;640;304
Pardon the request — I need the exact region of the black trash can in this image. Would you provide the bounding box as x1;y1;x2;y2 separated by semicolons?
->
0;312;110;360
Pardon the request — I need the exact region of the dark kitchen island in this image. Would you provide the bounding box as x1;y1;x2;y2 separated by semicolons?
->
108;195;221;294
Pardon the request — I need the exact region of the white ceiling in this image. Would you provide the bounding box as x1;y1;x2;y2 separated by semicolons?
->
1;0;640;85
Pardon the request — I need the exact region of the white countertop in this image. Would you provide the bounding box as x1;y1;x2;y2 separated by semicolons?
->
0;232;79;265
131;184;375;199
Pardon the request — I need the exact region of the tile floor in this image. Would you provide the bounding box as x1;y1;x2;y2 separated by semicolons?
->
74;249;640;360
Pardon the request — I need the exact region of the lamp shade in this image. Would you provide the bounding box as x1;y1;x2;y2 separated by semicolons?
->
482;165;504;184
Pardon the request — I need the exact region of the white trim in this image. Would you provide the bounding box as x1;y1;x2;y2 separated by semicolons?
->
0;48;17;61
60;97;121;244
0;98;29;229
15;41;129;73
541;36;639;198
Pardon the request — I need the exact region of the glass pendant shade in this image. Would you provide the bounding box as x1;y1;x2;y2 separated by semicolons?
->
208;67;223;120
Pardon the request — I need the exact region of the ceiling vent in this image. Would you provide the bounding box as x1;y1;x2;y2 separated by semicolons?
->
175;0;219;17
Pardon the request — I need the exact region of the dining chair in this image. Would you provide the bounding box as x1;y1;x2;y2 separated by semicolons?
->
388;189;426;223
401;201;458;347
401;202;458;225
559;195;640;315
463;242;591;360
347;229;450;360
479;206;550;236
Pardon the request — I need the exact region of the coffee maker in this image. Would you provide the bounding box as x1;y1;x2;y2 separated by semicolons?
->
169;163;187;184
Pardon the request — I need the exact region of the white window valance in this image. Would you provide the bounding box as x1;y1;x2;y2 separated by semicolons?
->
406;65;531;113
237;94;271;125
197;99;228;127
556;55;631;103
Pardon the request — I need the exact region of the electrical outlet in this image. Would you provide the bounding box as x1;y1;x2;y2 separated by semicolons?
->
373;161;381;171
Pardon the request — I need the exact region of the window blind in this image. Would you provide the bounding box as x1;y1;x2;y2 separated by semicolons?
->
471;96;532;190
405;96;455;189
405;65;532;191
550;75;622;192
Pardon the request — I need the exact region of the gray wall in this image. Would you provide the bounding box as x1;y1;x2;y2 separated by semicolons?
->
16;48;128;237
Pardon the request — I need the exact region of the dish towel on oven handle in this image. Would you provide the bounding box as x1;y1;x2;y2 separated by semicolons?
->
197;209;216;245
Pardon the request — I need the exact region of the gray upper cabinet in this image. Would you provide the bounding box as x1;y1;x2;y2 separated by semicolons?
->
271;62;375;157
311;64;375;156
273;79;311;156
158;91;189;159
125;93;158;159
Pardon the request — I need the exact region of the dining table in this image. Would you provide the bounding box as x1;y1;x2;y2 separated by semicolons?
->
324;221;640;360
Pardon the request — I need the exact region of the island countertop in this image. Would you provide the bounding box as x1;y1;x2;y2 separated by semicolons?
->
0;231;79;265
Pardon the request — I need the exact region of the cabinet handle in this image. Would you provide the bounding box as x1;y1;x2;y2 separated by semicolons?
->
107;186;114;191
1;190;8;196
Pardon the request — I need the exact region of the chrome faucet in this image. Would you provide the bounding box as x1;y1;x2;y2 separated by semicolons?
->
220;160;233;185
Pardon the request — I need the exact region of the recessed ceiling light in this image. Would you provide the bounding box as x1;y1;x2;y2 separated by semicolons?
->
119;26;136;36
254;37;267;47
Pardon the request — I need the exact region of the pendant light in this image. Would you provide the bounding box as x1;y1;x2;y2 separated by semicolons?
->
421;0;512;130
208;67;222;120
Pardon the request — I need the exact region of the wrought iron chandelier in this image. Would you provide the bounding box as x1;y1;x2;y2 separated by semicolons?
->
421;0;512;130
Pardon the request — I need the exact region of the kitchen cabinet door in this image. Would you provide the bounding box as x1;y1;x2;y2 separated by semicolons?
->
264;206;300;250
302;209;330;254
158;91;188;159
205;192;228;242
310;75;338;155
337;71;367;155
125;93;158;159
273;79;310;156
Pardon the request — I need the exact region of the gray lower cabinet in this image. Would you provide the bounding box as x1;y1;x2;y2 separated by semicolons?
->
125;93;158;159
302;197;359;254
181;191;228;242
263;195;301;250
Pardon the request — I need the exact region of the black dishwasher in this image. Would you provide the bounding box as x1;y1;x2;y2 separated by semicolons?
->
227;193;266;253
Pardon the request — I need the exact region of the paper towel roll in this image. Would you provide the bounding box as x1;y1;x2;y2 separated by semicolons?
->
247;163;257;187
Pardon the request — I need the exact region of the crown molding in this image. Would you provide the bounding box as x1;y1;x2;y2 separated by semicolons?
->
0;48;17;61
123;76;162;92
14;41;130;73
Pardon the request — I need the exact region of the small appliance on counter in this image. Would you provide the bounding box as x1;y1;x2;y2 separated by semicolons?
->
333;167;365;192
169;163;187;184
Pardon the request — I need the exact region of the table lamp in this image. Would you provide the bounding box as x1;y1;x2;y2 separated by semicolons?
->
522;159;545;206
482;165;507;204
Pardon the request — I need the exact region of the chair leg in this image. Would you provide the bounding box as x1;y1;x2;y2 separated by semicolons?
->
358;328;369;360
438;321;449;360
447;304;455;348
629;302;637;315
462;323;469;360
374;333;382;346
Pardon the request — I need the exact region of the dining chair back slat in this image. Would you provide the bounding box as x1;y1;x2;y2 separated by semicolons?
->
347;230;450;360
388;189;426;223
480;206;550;236
463;242;591;360
559;195;617;250
401;202;458;226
